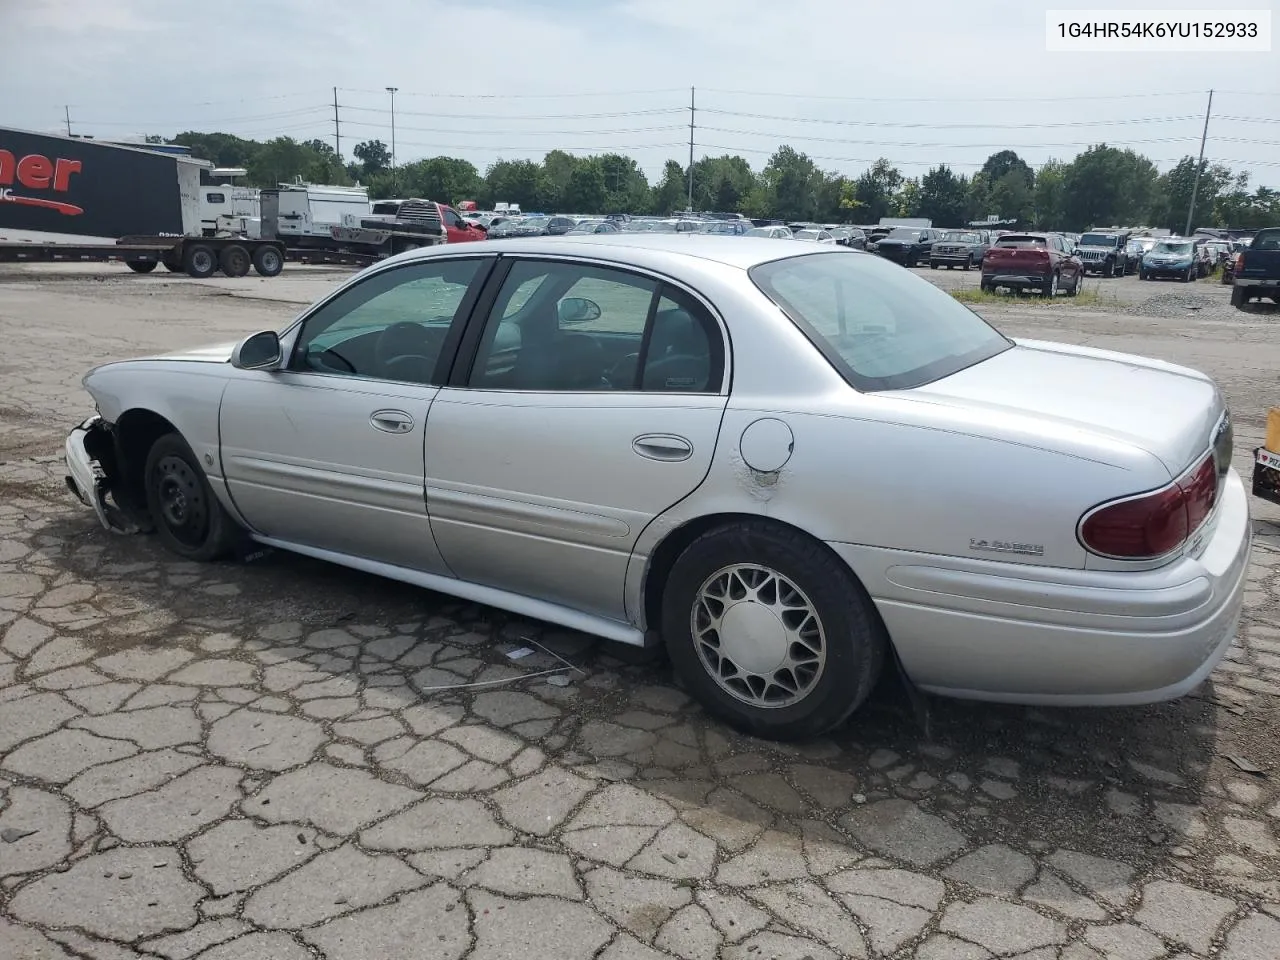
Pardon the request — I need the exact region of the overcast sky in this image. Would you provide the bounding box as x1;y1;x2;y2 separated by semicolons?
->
2;0;1277;187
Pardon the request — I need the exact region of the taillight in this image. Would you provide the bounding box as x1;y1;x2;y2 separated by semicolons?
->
1079;454;1218;560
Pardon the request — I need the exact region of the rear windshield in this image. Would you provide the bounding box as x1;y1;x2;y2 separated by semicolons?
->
994;235;1047;247
750;252;1012;391
885;228;921;239
1253;229;1280;251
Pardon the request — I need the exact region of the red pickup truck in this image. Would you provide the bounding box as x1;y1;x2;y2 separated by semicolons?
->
368;199;486;244
980;233;1083;297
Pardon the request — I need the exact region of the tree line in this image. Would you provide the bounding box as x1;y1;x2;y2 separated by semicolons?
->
165;131;1279;231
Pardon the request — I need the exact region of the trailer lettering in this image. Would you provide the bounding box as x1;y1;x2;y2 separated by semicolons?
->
0;148;84;215
16;154;53;189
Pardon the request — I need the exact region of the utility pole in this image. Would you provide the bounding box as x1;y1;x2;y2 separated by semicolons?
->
686;86;695;213
332;87;341;160
64;105;71;136
386;86;399;194
1184;88;1213;237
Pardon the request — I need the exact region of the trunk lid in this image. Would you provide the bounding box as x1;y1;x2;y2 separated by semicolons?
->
897;339;1223;475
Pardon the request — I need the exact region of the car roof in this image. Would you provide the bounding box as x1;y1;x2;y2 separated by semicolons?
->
399;233;845;270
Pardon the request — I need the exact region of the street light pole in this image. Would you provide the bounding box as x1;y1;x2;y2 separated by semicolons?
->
386;86;399;194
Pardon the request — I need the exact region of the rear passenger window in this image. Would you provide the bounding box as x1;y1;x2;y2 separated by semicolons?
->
466;260;724;393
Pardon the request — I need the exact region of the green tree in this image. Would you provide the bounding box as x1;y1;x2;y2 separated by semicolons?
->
537;149;579;210
893;178;922;218
650;160;688;216
1033;159;1067;228
1149;156;1235;232
978;150;1034;188
598;153;650;212
917;165;968;226
352;140;391;175
484;159;542;210
171;131;258;168
400;156;482;204
691;155;756;213
563;159;608;212
756;146;820;221
1060;144;1159;231
852;158;903;223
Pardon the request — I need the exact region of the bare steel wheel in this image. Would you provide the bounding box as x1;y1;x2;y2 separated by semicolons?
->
662;520;887;739
692;563;826;708
143;433;240;561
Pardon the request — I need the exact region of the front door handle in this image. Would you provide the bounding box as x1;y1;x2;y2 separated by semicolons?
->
370;409;414;434
633;433;693;462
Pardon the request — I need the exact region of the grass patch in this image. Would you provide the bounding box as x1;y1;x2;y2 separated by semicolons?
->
950;286;1107;307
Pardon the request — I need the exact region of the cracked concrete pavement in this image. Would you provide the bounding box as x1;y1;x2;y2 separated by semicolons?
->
1;263;1279;959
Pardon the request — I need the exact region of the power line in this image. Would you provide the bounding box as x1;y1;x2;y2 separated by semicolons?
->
338;86;685;99
337;119;687;136
697;126;1206;150
700;87;1220;103
339;104;685;121
700;108;1204;129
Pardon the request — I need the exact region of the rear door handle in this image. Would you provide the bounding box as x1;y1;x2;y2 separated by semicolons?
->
633;433;693;462
370;409;414;434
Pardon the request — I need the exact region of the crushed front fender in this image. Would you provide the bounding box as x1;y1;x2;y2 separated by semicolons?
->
64;416;141;535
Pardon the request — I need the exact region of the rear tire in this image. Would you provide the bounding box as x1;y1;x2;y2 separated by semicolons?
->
929;261;938;269
143;433;239;562
182;244;217;279
661;521;887;740
251;245;284;278
1042;272;1059;298
126;260;157;274
1065;272;1079;297
162;253;182;273
1230;286;1247;309
219;245;251;278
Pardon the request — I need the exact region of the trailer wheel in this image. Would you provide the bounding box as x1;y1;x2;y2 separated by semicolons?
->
126;260;157;274
219;245;251;278
251;245;284;278
183;244;217;279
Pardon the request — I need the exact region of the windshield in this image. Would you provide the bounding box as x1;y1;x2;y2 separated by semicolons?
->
795;230;822;239
942;232;980;243
750;252;1012;391
1153;241;1194;255
1079;233;1116;247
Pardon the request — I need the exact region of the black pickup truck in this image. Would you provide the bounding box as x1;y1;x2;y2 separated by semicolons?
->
1230;227;1280;309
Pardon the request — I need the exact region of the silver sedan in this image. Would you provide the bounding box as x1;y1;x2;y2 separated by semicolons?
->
65;235;1251;739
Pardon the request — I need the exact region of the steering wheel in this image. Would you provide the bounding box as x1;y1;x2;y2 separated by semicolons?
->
607;352;641;388
307;345;356;374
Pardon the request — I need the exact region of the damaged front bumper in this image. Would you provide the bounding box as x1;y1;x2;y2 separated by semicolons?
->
64;416;140;534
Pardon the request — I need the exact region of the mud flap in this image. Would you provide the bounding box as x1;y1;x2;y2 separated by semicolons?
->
892;644;933;738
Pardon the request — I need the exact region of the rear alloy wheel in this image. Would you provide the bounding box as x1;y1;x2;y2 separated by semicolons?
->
662;522;886;739
143;433;239;562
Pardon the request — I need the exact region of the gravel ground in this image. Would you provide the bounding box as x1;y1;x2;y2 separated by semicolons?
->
0;261;1278;960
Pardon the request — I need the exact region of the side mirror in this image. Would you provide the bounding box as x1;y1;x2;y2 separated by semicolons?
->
557;297;602;324
231;330;282;370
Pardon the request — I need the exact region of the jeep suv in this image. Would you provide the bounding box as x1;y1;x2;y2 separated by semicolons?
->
1075;231;1131;277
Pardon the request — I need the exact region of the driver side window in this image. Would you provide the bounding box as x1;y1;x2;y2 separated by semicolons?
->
289;259;485;385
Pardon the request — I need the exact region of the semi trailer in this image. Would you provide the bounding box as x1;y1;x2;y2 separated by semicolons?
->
0;127;287;277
